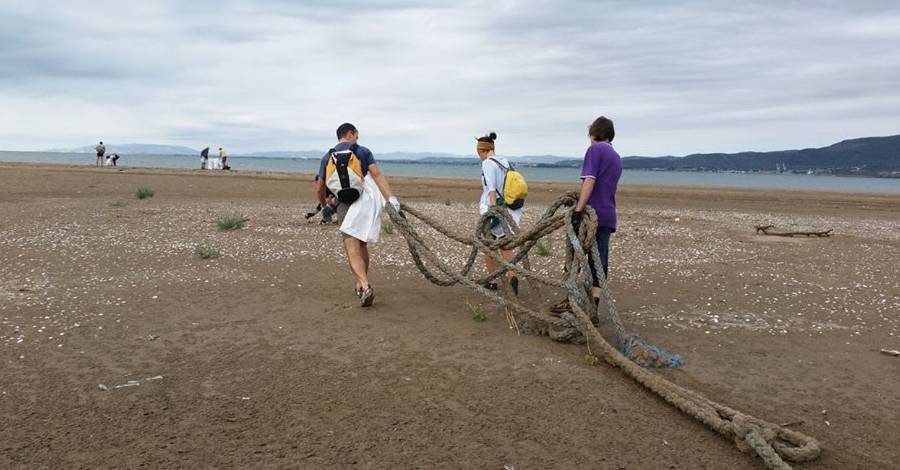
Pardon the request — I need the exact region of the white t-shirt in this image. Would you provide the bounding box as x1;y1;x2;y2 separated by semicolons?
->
479;156;523;235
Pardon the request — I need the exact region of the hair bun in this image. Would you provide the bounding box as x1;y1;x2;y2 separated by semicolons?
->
488;132;497;141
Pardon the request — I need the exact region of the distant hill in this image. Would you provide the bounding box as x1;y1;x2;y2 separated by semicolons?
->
622;135;900;177
239;150;579;165
56;143;198;155
240;150;325;159
240;150;477;161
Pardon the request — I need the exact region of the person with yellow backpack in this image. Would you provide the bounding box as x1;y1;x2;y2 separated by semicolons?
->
316;123;401;307
476;132;528;295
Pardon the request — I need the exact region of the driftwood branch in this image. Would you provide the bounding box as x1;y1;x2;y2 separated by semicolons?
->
755;225;833;237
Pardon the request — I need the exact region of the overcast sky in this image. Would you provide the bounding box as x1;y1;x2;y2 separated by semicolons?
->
1;1;898;157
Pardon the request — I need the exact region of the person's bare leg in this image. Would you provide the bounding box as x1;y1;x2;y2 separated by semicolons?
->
343;237;370;290
500;249;515;276
486;250;515;276
353;241;371;296
361;242;370;276
485;253;498;276
501;249;519;294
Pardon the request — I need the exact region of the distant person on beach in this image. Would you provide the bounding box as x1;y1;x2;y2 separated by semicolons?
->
573;116;622;302
104;153;120;167
316;122;400;307
200;147;210;169
477;132;522;295
218;147;229;170
95;141;106;166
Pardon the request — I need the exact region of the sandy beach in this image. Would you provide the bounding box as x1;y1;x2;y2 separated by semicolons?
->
1;163;899;469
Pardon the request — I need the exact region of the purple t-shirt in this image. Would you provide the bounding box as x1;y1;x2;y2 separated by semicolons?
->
580;141;623;230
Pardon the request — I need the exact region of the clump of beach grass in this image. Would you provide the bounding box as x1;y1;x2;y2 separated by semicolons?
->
532;239;552;256
109;200;127;207
135;187;154;199
215;215;247;231
193;244;221;260
468;303;487;322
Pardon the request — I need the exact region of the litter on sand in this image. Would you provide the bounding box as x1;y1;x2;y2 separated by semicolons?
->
98;375;164;391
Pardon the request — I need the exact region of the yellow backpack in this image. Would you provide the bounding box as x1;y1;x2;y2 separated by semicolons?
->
489;158;528;210
325;145;365;204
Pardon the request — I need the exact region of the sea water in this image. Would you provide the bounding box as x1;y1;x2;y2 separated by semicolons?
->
1;151;898;194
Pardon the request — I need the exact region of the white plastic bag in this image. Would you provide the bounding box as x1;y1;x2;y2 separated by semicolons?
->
339;174;386;243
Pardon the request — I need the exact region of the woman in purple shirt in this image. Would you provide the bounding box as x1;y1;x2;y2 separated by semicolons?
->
573;116;622;302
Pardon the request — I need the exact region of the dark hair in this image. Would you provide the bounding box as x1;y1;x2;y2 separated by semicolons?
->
476;131;497;144
336;122;358;139
589;116;615;142
99;141;103;144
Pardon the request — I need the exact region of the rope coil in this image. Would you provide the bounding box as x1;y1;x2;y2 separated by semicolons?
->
385;193;821;469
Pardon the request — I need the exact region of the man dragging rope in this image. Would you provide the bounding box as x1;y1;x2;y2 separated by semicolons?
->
316;123;401;307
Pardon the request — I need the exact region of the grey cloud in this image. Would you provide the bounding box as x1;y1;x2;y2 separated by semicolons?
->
0;0;898;156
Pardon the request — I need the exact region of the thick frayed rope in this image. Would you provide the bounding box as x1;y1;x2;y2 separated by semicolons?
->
385;194;821;469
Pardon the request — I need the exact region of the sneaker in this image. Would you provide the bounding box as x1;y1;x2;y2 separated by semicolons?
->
360;286;375;307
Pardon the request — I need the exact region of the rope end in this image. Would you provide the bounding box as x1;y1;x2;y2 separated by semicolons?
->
621;335;684;368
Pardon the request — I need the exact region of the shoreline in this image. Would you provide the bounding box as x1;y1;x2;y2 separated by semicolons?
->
4;149;898;180
3;161;900;202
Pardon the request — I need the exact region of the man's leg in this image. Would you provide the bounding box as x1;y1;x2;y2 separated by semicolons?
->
344;235;376;307
343;235;370;290
361;241;370;275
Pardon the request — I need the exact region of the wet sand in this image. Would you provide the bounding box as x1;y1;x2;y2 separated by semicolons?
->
1;163;899;469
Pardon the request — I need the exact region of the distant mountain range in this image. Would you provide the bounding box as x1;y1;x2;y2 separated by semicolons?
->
49;134;900;177
54;143;199;155
620;135;900;177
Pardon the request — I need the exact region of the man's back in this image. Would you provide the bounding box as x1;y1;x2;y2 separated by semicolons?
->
318;143;375;180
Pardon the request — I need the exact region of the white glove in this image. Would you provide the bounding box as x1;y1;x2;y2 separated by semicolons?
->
388;196;401;212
